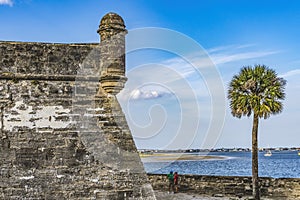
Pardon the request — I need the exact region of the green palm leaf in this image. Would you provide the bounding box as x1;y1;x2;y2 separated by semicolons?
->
228;65;286;119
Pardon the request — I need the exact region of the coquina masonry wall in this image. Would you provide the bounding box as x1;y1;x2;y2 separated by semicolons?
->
0;13;156;199
148;173;300;199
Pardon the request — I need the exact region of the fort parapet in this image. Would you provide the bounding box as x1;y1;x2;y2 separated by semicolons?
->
0;13;156;199
148;173;300;199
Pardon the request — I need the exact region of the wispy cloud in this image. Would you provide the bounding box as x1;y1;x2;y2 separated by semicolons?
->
161;57;202;79
119;42;279;116
207;44;257;54
211;51;278;65
280;69;300;78
122;43;278;102
209;45;279;65
121;43;277;149
155;44;279;82
0;0;13;6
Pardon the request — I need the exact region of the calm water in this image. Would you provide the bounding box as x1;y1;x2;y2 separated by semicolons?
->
143;151;300;178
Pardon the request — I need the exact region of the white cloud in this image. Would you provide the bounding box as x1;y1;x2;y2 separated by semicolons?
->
120;43;281;149
210;50;279;65
207;44;256;54
157;44;279;81
122;44;279;104
280;69;300;78
129;88;172;100
204;44;279;66
0;0;13;6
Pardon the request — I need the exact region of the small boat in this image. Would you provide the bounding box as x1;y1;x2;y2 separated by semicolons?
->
298;152;300;156
264;150;272;157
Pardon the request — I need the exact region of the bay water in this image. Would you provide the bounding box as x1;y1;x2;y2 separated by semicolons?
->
142;151;300;178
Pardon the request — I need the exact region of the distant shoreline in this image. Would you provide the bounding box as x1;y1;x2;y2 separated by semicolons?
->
140;152;227;162
138;147;300;154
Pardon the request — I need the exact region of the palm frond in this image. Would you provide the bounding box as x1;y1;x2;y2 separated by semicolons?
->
228;65;286;119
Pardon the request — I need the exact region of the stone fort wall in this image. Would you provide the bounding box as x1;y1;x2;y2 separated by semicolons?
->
148;173;300;199
0;13;156;199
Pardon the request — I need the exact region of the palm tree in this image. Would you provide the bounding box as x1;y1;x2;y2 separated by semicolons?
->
228;65;286;200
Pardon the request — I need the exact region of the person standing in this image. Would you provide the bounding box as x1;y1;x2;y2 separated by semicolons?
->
174;172;179;193
167;171;174;193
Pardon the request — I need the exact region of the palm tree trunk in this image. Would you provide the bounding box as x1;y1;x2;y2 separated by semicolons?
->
252;112;260;200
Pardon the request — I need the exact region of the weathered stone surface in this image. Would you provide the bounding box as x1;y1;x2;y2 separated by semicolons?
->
0;13;156;199
148;174;300;199
98;12;127;95
0;42;97;75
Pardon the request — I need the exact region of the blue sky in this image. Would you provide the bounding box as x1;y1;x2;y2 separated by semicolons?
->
1;0;300;149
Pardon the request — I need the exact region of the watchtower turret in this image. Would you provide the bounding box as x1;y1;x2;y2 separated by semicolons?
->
97;12;128;95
